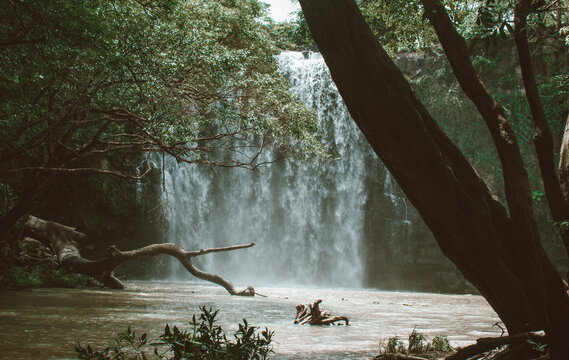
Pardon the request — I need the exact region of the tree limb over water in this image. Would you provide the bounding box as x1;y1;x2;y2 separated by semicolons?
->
23;215;257;296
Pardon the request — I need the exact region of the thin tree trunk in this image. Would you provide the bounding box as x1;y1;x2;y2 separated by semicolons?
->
513;0;569;258
559;115;569;204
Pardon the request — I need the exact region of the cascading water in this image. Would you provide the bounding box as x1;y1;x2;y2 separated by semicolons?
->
161;51;381;287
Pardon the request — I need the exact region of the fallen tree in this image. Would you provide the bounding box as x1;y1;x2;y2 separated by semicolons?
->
294;299;349;325
23;215;257;296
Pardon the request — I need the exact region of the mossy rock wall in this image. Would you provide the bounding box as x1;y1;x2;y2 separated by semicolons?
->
34;153;169;279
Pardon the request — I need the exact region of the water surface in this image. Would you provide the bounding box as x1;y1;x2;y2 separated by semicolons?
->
0;281;501;359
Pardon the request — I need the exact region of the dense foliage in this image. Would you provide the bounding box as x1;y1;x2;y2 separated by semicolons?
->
353;1;569;242
277;0;568;54
358;0;568;52
276;0;568;225
0;262;98;289
0;0;321;231
75;306;274;360
269;10;317;52
412;51;567;188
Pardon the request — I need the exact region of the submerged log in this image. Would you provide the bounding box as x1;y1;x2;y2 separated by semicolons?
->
294;299;349;325
23;215;258;296
375;355;429;360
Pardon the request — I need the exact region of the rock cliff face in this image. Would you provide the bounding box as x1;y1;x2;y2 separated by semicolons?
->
361;163;477;293
384;38;569;292
33;154;169;279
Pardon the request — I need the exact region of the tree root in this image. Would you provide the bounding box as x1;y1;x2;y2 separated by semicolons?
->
446;331;547;360
294;299;349;325
23;215;258;296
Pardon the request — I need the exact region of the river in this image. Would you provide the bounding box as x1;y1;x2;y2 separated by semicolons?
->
0;281;501;359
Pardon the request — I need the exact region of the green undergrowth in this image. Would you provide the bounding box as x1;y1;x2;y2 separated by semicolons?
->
75;306;274;360
0;263;99;290
376;327;454;360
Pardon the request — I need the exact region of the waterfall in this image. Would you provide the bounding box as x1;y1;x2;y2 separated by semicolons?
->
161;51;391;288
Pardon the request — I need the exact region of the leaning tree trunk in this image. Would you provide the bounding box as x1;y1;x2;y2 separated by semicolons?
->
24;215;258;296
298;0;569;357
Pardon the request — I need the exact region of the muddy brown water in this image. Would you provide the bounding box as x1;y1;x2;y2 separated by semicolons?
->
0;281;501;359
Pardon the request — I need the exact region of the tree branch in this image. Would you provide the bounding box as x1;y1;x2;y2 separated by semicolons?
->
6;164;152;181
23;216;258;296
186;243;255;256
420;0;534;229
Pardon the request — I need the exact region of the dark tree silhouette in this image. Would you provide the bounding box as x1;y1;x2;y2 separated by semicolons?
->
298;0;569;358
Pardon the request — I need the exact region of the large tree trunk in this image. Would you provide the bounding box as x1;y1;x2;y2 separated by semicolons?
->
24;215;258;296
298;0;569;357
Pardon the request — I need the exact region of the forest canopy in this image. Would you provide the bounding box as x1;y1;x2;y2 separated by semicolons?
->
0;0;322;233
359;0;569;52
277;0;569;54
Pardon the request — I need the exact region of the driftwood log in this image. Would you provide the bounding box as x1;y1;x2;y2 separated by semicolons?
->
23;215;257;296
294;299;349;325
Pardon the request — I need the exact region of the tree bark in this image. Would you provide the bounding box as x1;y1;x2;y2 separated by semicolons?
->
24;215;257;296
446;331;545;360
298;0;569;356
559;115;569;205
513;0;569;259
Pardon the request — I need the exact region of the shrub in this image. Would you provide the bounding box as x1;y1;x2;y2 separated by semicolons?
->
1;266;43;288
379;328;454;358
75;306;274;360
381;336;406;354
0;263;98;289
429;335;453;352
408;327;427;353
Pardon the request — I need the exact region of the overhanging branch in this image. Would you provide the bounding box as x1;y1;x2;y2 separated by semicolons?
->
24;215;258;296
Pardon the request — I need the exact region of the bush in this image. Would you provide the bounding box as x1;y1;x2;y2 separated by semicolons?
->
0;263;98;289
381;336;406;354
75;306;274;360
0;266;43;288
379;328;454;359
429;335;453;352
407;327;427;353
